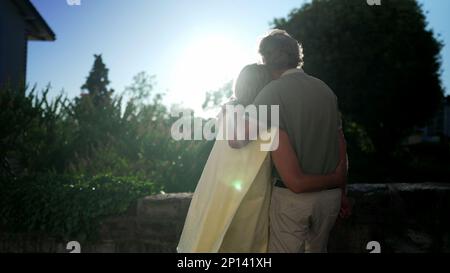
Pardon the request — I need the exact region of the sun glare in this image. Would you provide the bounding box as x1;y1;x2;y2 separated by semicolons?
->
170;34;254;115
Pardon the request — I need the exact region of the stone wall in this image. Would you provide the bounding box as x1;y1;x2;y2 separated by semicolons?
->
1;184;449;253
328;183;450;253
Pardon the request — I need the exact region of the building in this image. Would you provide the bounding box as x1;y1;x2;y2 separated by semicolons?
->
0;0;55;89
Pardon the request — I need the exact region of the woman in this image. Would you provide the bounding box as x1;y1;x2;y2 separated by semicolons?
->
177;64;346;253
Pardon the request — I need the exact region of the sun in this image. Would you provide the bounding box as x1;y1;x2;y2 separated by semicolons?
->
170;34;254;115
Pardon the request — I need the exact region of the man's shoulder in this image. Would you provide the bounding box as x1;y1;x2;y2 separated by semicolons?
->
258;77;293;99
305;73;329;87
253;80;284;106
262;78;285;91
256;79;284;98
301;73;337;99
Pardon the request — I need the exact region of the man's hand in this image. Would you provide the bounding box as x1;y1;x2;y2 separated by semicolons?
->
333;155;347;188
228;139;250;149
223;101;252;149
335;128;348;186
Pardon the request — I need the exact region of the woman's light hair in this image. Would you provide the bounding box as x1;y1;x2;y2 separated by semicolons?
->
234;64;272;106
258;29;304;71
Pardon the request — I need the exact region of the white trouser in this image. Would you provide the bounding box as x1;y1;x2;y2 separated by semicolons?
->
268;186;341;253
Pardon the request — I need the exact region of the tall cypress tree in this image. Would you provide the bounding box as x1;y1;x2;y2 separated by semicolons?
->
81;54;114;107
70;54;121;167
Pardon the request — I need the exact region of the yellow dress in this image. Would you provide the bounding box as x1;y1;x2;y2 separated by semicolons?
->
177;118;275;253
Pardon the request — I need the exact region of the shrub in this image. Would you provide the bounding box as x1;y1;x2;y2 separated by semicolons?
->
0;174;155;240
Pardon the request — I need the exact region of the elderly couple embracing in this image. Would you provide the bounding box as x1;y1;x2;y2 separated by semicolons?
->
178;29;351;253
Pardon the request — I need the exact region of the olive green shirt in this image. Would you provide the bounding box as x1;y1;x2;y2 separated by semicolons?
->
253;69;341;176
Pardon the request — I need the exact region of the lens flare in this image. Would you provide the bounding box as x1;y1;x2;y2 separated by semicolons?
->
231;180;243;191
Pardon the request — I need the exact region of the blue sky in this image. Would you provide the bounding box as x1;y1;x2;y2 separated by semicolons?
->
28;0;450;114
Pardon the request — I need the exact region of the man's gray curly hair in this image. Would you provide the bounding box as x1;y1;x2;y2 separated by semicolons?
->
258;29;304;71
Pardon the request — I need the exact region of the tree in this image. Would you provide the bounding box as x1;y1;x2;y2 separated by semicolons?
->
202;81;233;111
81;54;114;107
70;54;121;164
273;0;443;161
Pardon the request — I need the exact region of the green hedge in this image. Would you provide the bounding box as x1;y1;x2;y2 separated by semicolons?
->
0;174;155;240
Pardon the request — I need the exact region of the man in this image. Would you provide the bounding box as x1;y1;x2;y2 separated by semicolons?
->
231;29;350;253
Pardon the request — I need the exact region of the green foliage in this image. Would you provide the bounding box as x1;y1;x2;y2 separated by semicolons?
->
273;0;447;181
273;0;444;159
69;54;122;162
0;85;72;175
0;59;210;237
81;54;114;107
0;174;155;240
0;55;213;193
202;81;233;110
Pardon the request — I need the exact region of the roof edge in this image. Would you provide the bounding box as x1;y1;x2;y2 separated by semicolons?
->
12;0;56;41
